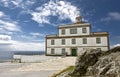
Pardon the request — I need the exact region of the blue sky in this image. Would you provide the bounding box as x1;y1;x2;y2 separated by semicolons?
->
0;0;120;51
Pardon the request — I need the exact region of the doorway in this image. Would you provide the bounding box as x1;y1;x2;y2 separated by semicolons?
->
71;48;77;56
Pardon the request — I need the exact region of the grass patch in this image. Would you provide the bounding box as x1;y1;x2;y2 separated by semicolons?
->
51;66;75;77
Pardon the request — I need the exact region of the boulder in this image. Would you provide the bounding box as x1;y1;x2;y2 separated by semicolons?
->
68;46;120;77
69;49;100;76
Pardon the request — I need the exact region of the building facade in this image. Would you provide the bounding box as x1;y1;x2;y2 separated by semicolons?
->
46;16;110;56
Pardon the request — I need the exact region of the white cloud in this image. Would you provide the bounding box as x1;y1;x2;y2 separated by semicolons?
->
101;12;120;22
0;40;45;51
109;12;120;20
0;34;45;51
30;32;45;37
112;44;120;48
0;11;21;35
0;0;35;10
0;11;10;18
0;28;13;35
31;0;80;25
0;34;12;44
10;41;45;51
0;11;5;17
0;20;20;32
16;33;45;42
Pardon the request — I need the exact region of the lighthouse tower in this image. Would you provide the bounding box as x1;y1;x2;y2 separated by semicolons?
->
75;15;82;23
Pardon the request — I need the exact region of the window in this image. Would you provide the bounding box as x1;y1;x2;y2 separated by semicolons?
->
70;28;77;34
72;39;76;44
96;38;101;44
61;29;65;35
51;40;54;45
62;39;65;45
83;38;87;44
62;48;66;54
51;48;55;54
82;28;87;33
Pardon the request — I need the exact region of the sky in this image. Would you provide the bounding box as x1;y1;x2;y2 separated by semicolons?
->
0;0;120;51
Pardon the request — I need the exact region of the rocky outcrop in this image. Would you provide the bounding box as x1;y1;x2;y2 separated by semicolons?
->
86;52;120;77
69;49;100;76
69;46;120;77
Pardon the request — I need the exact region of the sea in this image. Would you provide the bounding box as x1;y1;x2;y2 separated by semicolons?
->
0;51;45;62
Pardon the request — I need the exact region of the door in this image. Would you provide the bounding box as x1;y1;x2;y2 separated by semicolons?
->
71;49;77;56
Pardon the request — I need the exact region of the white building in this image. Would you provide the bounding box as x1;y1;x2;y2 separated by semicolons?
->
46;16;110;56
